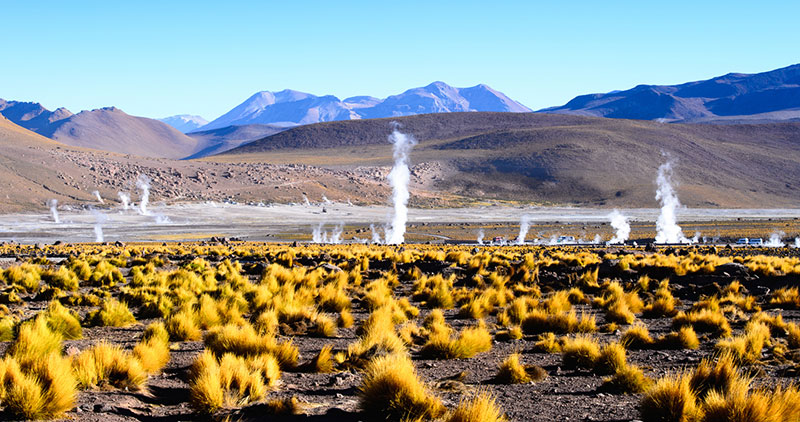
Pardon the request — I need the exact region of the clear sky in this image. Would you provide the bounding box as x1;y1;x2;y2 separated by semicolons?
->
1;0;798;121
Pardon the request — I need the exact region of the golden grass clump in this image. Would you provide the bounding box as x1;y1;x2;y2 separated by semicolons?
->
657;326;700;350
521;308;596;335
673;309;732;338
41;266;80;291
532;332;562;353
596;342;627;375
602;364;652;394
358;353;445;421
446;391;507;422
189;350;275;414
166;309;202;341
496;352;547;384
42;300;82;340
715;321;770;363
7;316;63;362
640;373;701;422
0;353;78;420
72;340;148;390
85;298;137;327
204;323;299;369
688;352;741;400
312;344;335;373
562;335;601;370
643;279;678;318
421;321;492;359
133;327;171;374
621;322;655;349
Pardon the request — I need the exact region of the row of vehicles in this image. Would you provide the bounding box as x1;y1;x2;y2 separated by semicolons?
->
736;237;764;246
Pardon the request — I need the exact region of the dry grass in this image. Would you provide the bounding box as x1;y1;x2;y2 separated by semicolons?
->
562;335;601;370
640;373;701;422
358;353;445;421
446;391;507;422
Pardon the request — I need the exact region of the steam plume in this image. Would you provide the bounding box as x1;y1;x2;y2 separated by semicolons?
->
654;160;688;244
370;224;382;244
385;127;417;244
477;229;485;245
322;195;332;205
607;209;630;244
302;195;311;207
136;174;151;216
516;215;531;245
92;190;104;204
91;209;107;243
118;192;130;210
766;232;785;247
795;237;800;248
49;199;60;223
312;223;344;244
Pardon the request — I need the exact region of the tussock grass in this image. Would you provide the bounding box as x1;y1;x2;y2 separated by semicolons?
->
72;341;148;390
85;298;137;327
602;364;652;394
446;391;507;422
562;335;601;370
358;353;445;421
640;373;701;422
673;309;732;338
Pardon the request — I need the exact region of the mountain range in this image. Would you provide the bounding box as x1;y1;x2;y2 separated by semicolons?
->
195;82;531;130
542;63;800;123
2;64;800;161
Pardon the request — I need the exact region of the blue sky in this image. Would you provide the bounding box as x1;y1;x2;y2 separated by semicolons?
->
1;1;798;120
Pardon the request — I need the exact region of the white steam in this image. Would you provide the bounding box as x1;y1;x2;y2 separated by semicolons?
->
607;209;630;244
91;209;108;243
322;195;332;205
795;237;800;248
654;160;689;244
136;174;151;216
370;224;382;244
766;232;785;247
118;192;131;210
92;190;104;204
477;229;485;245
48;199;60;223
385;128;417;245
516;215;531;245
302;195;311;207
312;223;344;244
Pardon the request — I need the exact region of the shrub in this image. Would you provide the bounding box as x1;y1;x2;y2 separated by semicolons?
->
41;266;80;291
532;332;561;353
688;352;740;400
2;353;77;419
312;345;335;373
657;326;700;350
358;353;445;421
421;322;492;359
166;309;202;341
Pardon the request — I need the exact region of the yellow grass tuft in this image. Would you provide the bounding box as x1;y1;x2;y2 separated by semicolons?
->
358;353;445;421
446;391;507;422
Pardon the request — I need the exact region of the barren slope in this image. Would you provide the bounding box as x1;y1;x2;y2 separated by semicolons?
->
215;113;800;208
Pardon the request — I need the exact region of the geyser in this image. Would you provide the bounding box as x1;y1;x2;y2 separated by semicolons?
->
92;190;104;204
516;215;531;245
477;229;485;245
654;160;689;244
91;209;107;243
118;192;131;210
49;199;60;223
608;209;630;244
384;127;417;245
136;174;152;216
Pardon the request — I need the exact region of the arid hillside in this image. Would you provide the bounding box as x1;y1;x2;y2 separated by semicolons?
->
214;112;800;208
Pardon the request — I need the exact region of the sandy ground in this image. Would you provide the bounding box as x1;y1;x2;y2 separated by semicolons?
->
1;203;800;244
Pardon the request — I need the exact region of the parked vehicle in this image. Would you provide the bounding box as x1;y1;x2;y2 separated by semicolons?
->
736;238;749;245
748;238;763;246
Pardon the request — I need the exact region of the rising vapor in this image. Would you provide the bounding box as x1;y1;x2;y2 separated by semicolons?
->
49;199;60;223
118;192;131;210
385;127;417;244
654;160;688;244
608;209;630;244
516;215;531;245
136;174;152;216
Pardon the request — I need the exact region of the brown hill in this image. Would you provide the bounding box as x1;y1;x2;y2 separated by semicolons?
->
216;113;800;208
0;114;388;213
40;107;203;159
